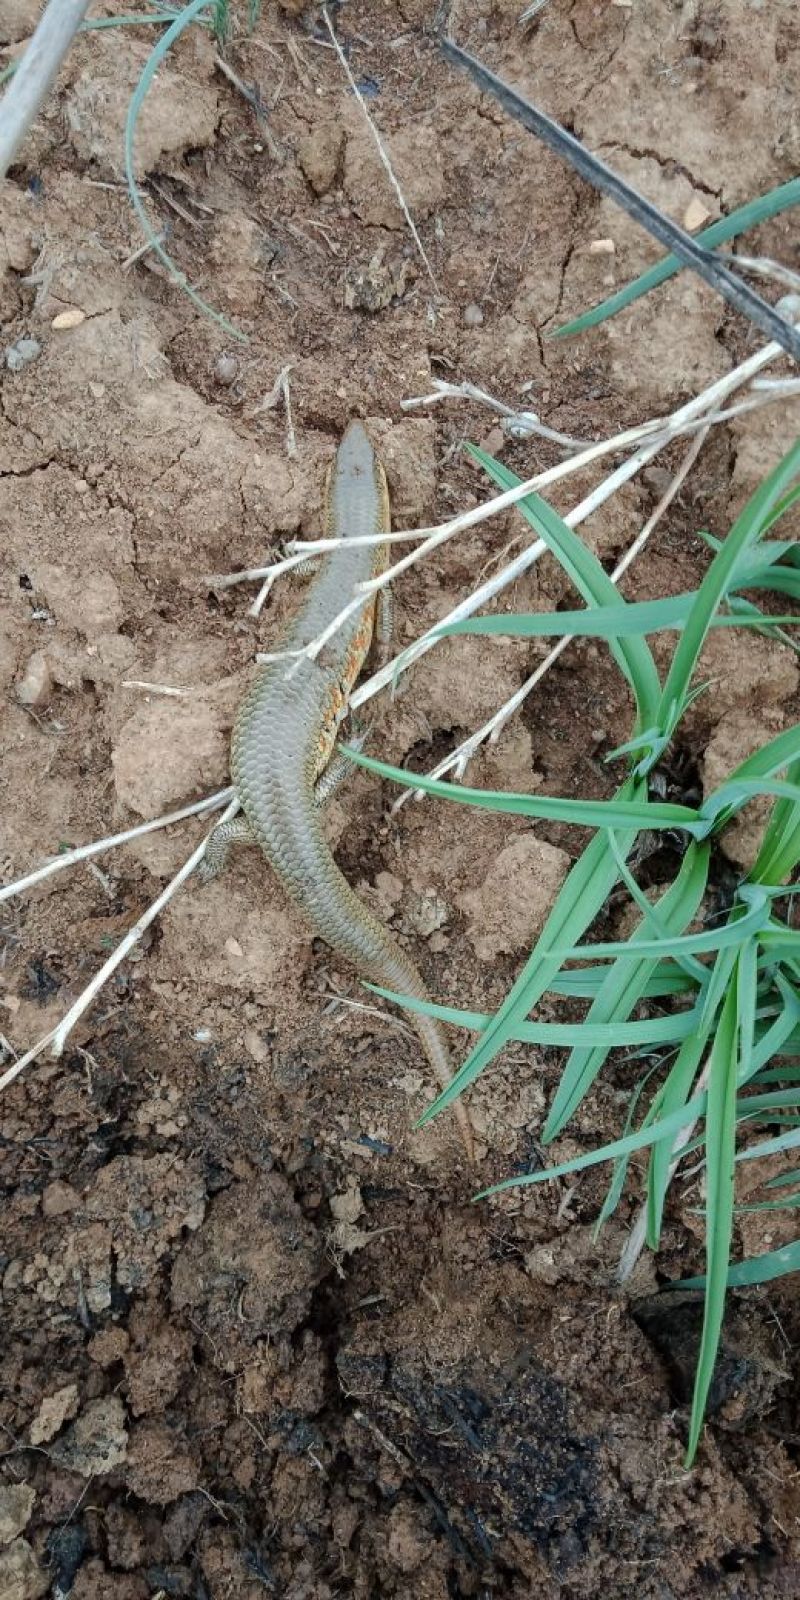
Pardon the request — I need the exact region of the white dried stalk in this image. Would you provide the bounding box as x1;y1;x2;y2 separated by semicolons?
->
0;789;233;905
401;377;591;448
43;795;240;1065
345;314;800;714
321;6;437;289
392;426;711;806
0;0;90;180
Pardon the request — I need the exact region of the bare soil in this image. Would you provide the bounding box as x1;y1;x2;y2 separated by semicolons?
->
2;2;800;1596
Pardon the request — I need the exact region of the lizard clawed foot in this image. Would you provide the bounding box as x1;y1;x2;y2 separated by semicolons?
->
199;815;255;883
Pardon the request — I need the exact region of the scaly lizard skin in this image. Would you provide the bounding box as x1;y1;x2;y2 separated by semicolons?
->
210;421;475;1162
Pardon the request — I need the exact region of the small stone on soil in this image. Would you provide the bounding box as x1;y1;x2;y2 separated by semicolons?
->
4;337;41;373
0;1485;35;1547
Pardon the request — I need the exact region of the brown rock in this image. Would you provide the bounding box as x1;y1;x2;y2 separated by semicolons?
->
15;652;52;708
0;1485;35;1546
0;1539;48;1600
29;1383;78;1446
51;1395;128;1477
457;835;570;962
298;123;345;195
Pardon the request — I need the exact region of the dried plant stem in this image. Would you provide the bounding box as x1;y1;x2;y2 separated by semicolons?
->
45;795;239;1062
0;789;234;906
0;0;90;179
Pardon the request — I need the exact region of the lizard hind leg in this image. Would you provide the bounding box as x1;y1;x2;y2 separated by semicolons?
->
199;814;256;882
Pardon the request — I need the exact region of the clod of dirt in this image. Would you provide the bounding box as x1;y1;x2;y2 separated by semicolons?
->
457;834;570;961
123;1315;193;1417
171;1174;324;1358
0;1539;48;1600
343;119;445;229
696;628;798;717
14;652;52;709
112;699;228;817
297;122;345;194
70;1556;147;1600
29;1382;78;1445
83;1154;206;1292
123;1420;198;1503
41;1180;79;1218
104;1504;146;1571
66;36;220;180
0;0;38;43
344;249;412;313
633;1292;789;1428
209;212;273;315
702;708;786;869
0;1484;35;1546
377;416;436;524
36;566;123;636
51;1395;129;1477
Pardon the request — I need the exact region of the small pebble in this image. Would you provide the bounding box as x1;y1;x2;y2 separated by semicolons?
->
16;651;52;708
588;237;615;254
52;307;86;330
683;196;712;231
463;303;484;327
214;352;239;385
4;336;41;372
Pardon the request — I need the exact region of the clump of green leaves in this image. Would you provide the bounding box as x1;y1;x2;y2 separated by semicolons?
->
350;436;800;1465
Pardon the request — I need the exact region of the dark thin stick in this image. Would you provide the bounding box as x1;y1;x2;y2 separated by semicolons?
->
440;38;800;366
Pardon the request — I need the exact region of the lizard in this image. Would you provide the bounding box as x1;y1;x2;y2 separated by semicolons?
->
204;419;475;1163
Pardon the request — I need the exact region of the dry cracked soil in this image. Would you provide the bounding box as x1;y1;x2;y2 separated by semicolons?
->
2;1;800;1597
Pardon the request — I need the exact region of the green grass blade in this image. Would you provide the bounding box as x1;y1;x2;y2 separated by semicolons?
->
766;1166;800;1188
735;1125;800;1163
467;447;662;728
735;1193;800;1214
475;1089;709;1198
657;441;800;736
124;0;247;340
367;984;699;1049
344;747;699;832
646;1030;710;1249
439;597;799;642
554;890;769;961
439;595;696;640
678;1237;800;1290
551;178;800;338
547;966;695;999
543;841;710;1140
684;972;740;1465
415;780;646;1119
595;1058;667;1234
